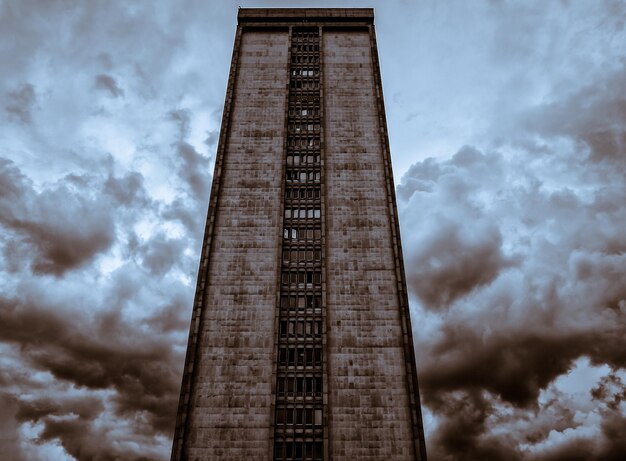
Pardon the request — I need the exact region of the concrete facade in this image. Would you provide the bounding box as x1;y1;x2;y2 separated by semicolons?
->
172;9;427;461
324;30;416;459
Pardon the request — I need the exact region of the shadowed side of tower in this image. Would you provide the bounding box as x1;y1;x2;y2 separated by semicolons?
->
171;8;427;461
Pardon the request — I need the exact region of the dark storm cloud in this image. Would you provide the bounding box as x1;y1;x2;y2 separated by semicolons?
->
426;391;522;461
0;0;225;459
9;384;164;460
591;372;626;411
95;74;125;98
420;327;624;406
400;147;514;309
0;295;181;428
397;4;626;455
0;159;115;275
0;395;27;461
399;147;515;309
401;138;626;458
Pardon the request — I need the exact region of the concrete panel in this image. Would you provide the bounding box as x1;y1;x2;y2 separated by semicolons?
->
323;30;416;459
184;29;288;460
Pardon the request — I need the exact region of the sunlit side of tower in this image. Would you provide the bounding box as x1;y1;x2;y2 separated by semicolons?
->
171;8;427;461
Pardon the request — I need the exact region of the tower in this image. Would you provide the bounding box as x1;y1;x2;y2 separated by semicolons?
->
171;8;427;460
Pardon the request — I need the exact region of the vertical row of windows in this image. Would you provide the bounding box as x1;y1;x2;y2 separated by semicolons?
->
275;28;324;461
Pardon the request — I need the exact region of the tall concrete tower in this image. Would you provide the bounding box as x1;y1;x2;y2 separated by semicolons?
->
171;8;427;461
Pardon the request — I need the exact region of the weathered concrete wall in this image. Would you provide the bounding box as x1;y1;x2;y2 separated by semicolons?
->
184;29;288;460
323;30;416;459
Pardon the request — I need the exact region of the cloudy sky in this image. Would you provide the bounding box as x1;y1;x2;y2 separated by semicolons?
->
1;0;625;460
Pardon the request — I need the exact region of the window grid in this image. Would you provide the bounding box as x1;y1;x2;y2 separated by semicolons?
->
275;27;324;461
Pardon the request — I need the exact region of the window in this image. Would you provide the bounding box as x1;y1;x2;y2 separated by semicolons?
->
314;409;322;426
279;348;322;368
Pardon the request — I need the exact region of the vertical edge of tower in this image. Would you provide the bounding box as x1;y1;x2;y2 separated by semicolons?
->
367;18;428;461
169;23;243;461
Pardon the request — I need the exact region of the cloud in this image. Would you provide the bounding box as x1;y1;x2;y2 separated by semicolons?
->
395;7;626;457
520;63;626;166
0;1;224;459
4;83;35;123
0;159;116;275
426;391;522;461
170;109;212;199
400;136;626;457
95;74;124;98
0;291;181;428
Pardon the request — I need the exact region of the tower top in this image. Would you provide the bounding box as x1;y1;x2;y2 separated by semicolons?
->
237;8;374;24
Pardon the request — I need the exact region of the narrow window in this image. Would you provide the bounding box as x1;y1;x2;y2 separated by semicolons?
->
275;441;283;458
314;442;323;460
276;408;285;425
